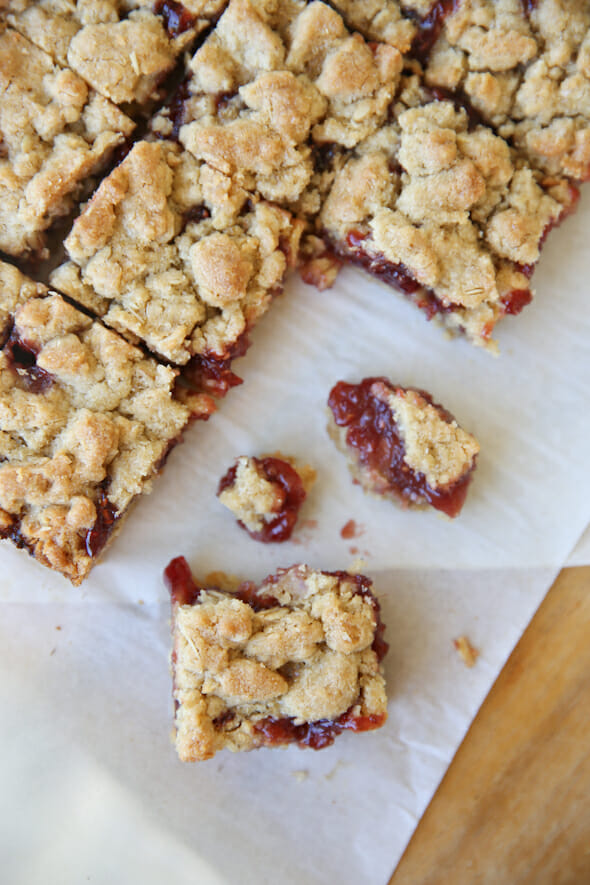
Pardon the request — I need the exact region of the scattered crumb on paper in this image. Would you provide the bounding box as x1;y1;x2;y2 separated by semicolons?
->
453;635;480;668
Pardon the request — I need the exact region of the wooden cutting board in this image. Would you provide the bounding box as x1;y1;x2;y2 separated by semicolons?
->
389;566;590;885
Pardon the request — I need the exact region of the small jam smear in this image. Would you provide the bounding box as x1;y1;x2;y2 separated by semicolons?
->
254;708;387;750
164;555;201;606
328;378;476;518
85;488;118;558
154;0;196;37
340;519;363;540
411;0;458;65
218;456;307;543
182;334;250;398
4;331;53;393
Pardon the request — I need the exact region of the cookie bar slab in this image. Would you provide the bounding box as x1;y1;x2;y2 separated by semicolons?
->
0;28;135;258
217;454;315;542
0;261;191;584
165;559;388;760
328;377;479;517
423;0;590;179
318;85;579;348
5;0;226;109
50;139;304;391
153;0;404;210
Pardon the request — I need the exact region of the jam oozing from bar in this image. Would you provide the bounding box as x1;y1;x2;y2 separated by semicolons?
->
164;555;201;605
154;0;196;38
253;706;387;750
234;580;280;611
501;288;532;316
0;513;35;553
4;331;53;393
341;230;421;296
218;456;307;543
328;378;475;518
85;488;119;558
182;333;250;398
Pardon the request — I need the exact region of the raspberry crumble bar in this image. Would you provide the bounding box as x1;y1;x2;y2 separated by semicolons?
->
0;261;191;584
0;27;135;258
217;454;315;542
318;79;578;348
328;377;479;517
165;558;388;760
50;139;304;387
5;0;226;109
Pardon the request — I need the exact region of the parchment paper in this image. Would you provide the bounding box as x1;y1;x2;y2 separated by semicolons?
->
1;187;589;883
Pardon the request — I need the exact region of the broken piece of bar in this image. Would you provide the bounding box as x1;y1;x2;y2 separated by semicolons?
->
0;261;191;584
165;559;388;760
0;27;135;258
327;377;479;518
217;454;315;542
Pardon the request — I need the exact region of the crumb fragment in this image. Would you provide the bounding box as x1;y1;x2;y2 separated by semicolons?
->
453;635;479;668
217;454;313;542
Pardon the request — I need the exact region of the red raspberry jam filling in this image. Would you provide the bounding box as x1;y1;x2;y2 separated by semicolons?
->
85;488;119;558
164;555;201;606
328;378;475;518
4;331;53;393
153;0;196;38
181;333;250;398
217;456;307;543
411;0;458;64
253;707;387;750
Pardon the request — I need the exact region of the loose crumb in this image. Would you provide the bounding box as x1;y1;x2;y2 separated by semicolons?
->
291;770;309;783
453;635;479;668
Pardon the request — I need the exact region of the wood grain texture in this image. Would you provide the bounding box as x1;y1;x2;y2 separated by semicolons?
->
389;566;590;885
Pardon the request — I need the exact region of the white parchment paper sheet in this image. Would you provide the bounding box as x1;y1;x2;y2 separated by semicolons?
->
1;188;589;883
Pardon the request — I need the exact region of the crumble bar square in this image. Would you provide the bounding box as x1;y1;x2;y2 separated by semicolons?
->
423;0;590;180
50;139;304;376
0;27;135;258
317;77;578;348
328;377;479;517
4;0;226;108
0;260;191;584
217;454;315;542
165;559;388;761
